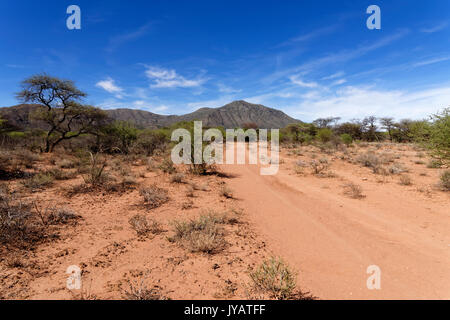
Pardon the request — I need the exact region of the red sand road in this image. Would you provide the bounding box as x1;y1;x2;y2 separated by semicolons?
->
220;157;450;299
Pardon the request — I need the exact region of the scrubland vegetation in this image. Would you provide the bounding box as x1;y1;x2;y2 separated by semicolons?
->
0;74;448;300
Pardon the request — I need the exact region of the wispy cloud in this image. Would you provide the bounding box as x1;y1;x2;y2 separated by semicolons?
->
145;66;206;88
96;77;124;98
5;64;26;68
413;56;450;67
263;29;409;85
187;95;237;110
106;23;152;53
277;25;337;47
420;22;448;33
331;79;347;86
132;100;168;113
289;75;318;88
218;83;242;94
322;71;345;80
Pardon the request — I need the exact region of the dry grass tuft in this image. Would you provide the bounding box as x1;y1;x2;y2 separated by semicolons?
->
343;182;365;199
249;257;314;300
219;186;234;199
399;175;413;186
129;214;163;236
169;211;230;254
21;172;54;190
140;185;169;209
170;173;185;184
122;277;164;300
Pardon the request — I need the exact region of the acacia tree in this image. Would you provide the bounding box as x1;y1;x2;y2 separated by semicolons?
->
427;108;450;166
16;74;107;152
380;117;395;142
362;116;379;141
313;117;341;129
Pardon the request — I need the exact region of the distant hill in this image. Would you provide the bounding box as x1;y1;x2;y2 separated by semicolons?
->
0;100;301;130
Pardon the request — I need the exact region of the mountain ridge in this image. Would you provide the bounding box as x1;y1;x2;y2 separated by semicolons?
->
0;100;301;129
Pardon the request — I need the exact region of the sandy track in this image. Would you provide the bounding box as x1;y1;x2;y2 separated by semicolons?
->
220;156;450;299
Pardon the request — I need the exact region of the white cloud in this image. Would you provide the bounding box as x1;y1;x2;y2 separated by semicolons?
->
145;66;206;88
132;100;168;113
331;79;347;86
322;71;345;80
96;78;124;98
96;78;122;92
289;85;450;121
218;83;242;94
289;75;318;88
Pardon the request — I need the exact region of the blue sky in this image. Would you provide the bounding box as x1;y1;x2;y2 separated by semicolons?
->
1;0;450;122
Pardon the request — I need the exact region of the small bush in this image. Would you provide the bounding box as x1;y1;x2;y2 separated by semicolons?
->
46;208;80;225
170;173;185;184
249;257;297;300
58;159;77;169
82;153;109;187
389;163;408;175
159;159;176;174
427;159;442;169
343;183;365;199
185;185;195;197
439;170;450;191
122;277;163;300
220;186;234;199
181;200;194;210
399;175;413;186
317;128;333;143
340;133;353;146
169;213;227;254
21;172;54;190
309;160;328;175
0;189;46;248
357;152;381;169
33;204;80;226
129;214;163;236
140;185;169;209
46;168;77;180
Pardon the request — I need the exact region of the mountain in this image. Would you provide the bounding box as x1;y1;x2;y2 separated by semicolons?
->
106;101;301;128
0;100;301;129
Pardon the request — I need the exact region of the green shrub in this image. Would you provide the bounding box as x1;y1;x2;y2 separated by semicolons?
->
439;170;450;191
426;108;450;165
317;128;333;143
21;172;54;190
340;133;353;146
249;257;297;300
134;130;169;156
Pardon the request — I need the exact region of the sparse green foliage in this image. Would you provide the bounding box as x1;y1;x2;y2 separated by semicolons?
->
21;172;54;190
317;128;333;143
426;108;450;166
16;74;107;152
170;212;228;253
82;152;109;186
340;133;353;146
439;170;450;191
249;257;297;300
